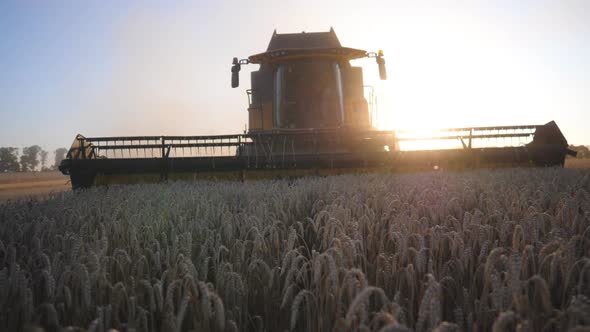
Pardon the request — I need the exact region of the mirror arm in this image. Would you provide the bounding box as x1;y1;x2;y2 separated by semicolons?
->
366;50;387;80
231;58;250;88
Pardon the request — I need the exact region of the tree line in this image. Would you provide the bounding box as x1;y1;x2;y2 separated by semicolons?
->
0;146;68;173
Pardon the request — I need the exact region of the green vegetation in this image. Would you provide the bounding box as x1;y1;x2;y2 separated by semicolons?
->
0;147;20;172
0;147;67;172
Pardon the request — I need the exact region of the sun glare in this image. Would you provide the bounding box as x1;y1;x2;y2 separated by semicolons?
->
349;12;542;151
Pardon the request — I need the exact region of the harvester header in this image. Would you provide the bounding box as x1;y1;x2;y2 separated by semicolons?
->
59;29;576;189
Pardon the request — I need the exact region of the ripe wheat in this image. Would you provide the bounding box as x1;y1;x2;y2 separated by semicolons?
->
0;168;588;331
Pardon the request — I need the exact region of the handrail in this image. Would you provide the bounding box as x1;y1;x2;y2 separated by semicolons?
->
95;142;242;150
397;133;534;141
85;134;244;142
396;124;538;134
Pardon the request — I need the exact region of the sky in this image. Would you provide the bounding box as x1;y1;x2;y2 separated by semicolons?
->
0;0;589;156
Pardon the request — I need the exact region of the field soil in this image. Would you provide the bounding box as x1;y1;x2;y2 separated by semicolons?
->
0;171;70;201
565;157;590;169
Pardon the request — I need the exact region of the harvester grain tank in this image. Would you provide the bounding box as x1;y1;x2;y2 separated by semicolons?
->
59;29;576;188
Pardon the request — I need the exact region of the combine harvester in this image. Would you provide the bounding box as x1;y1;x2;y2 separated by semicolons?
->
60;29;576;189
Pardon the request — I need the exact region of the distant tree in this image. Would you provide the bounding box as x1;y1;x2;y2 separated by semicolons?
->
569;145;590;158
53;148;68;170
40;149;49;171
0;147;20;172
20;145;42;172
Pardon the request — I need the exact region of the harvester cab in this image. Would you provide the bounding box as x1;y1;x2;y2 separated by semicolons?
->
227;29;395;157
231;29;386;133
59;29;576;189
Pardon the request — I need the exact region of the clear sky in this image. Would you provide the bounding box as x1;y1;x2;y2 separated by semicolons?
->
1;0;588;154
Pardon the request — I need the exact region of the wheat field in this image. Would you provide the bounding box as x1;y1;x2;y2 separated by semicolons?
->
1;168;589;332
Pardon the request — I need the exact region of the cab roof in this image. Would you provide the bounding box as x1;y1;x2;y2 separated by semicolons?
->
249;28;367;64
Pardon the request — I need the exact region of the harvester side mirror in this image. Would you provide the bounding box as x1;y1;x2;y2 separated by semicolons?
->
231;57;241;88
376;51;387;80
